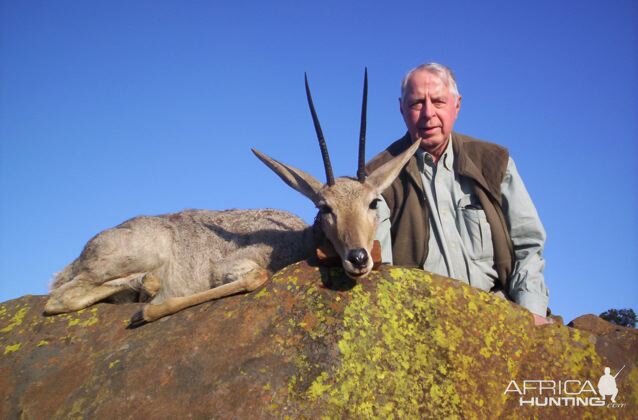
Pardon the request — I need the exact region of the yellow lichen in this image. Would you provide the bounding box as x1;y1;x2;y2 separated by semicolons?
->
4;343;21;354
66;307;99;327
0;307;28;333
306;372;331;399
66;397;86;419
627;365;638;407
37;340;49;347
82;308;99;326
272;272;299;287
269;265;632;417
305;268;465;417
314;268;610;416
254;288;270;299
109;360;120;369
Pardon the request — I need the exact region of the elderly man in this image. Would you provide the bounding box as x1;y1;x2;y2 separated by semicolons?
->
368;63;551;325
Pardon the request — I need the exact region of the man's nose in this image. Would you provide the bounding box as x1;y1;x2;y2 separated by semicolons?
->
347;248;369;269
421;100;436;118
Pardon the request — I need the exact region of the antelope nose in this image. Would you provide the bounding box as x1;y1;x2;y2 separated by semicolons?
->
347;248;369;269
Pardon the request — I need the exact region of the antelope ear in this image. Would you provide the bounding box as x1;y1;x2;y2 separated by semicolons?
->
252;148;324;204
365;139;421;194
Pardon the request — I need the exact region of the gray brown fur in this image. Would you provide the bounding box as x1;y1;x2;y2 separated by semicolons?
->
45;70;423;325
45;139;421;324
45;142;418;325
46;209;312;314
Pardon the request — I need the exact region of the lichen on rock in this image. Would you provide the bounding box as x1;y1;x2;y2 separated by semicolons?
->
0;264;636;419
276;265;633;418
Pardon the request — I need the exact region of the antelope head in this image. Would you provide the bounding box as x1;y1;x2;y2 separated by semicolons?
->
253;70;420;279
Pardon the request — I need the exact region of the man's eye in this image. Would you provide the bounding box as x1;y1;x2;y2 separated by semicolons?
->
369;199;380;210
318;205;333;214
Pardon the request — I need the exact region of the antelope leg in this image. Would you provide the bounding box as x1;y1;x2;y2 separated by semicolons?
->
44;272;145;315
131;267;269;325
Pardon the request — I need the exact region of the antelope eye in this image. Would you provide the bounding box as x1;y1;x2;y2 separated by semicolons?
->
318;204;333;214
369;199;380;210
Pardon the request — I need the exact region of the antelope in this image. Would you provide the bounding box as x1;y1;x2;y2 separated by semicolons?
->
44;71;420;326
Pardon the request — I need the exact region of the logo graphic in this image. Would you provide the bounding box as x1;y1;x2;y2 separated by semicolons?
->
598;366;624;403
504;365;627;408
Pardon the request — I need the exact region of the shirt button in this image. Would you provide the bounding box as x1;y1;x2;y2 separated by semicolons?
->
424;154;434;165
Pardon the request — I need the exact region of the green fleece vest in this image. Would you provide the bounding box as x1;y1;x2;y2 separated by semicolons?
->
366;132;515;290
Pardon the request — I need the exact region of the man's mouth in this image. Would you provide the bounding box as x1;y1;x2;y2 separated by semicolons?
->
419;127;439;136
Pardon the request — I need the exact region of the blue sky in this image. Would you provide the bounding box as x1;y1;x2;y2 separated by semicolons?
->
1;0;636;323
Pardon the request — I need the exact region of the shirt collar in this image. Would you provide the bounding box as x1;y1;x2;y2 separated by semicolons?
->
416;135;454;171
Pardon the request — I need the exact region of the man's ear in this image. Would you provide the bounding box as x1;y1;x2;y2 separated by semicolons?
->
252;148;323;205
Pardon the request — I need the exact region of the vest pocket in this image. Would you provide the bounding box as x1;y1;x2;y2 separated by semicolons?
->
457;200;494;261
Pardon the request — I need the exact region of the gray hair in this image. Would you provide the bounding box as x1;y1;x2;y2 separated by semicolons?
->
400;63;460;103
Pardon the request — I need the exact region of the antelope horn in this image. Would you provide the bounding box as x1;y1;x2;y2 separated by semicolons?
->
357;68;368;182
305;73;335;186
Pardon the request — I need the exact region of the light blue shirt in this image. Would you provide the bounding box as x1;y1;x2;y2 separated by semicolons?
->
375;138;549;316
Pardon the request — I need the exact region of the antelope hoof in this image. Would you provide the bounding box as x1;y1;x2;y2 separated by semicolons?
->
127;310;148;329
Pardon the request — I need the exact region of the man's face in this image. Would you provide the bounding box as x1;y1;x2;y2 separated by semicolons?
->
400;70;461;152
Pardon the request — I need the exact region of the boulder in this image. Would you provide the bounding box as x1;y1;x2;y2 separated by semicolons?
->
1;263;636;418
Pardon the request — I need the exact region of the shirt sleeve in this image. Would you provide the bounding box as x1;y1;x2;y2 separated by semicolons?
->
501;157;549;316
375;196;394;264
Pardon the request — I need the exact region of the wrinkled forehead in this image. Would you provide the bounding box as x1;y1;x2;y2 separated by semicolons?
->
404;70;449;95
319;178;374;204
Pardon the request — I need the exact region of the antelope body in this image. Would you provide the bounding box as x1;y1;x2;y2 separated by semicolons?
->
44;72;420;326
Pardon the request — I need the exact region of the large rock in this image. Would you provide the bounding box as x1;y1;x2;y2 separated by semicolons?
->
1;263;636;418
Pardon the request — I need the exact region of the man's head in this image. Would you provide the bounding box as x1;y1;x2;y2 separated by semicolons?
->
399;63;461;156
605;367;611;375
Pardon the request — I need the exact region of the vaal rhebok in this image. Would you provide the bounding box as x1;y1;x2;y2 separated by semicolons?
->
44;71;420;326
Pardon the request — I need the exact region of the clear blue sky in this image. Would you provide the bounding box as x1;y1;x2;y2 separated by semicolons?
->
1;0;636;323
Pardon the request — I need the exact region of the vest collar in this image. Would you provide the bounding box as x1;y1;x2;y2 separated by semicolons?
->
391;132;506;203
451;132;504;203
394;134;426;197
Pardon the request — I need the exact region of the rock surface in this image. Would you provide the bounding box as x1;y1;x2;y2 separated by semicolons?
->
1;263;636;418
